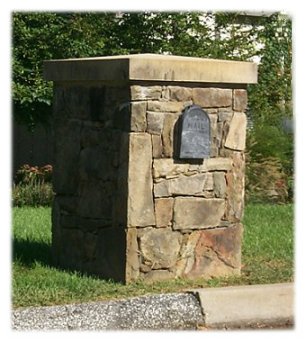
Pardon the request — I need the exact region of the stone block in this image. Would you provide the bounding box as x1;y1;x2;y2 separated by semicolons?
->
151;134;163;158
80;124;103;148
192;88;232;108
127;133;155;227
154;198;174;227
146;111;164;134
199;157;232;172
208;113;218;138
213;172;227;198
138;227;182;269
78;181;112;219
83;231;98;261
147;101;184;113
153;159;189;178
79;146;114;181
56;195;79;214
218;110;233;122
224;112;247;151
130;101;147;132
153;181;170;198
45;54;257;84
53;120;82;195
216;122;223;148
54;85;91;121
183;224;242;279
94;227;126;281
162;113;180;157
168;173;214;195
233;89;248;112
59;228;84;269
161;86;170;99
130;85;162;100
126;228;140;282
168;86;192;101
173;197;225;230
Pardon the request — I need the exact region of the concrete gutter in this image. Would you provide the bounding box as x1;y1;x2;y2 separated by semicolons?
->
12;283;293;330
191;283;294;328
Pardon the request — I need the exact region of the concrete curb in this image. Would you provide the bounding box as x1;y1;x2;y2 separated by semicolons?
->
191;283;294;328
12;283;294;330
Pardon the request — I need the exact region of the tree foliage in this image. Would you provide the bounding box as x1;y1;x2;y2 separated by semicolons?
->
12;12;118;128
12;11;292;129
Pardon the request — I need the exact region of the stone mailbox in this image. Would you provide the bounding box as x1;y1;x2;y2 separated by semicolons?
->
44;54;257;283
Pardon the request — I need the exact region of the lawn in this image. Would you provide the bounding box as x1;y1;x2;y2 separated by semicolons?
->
12;204;294;308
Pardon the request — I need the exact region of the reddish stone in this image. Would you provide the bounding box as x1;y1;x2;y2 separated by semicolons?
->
185;224;243;279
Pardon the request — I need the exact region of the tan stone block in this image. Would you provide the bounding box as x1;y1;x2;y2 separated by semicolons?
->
218;110;233;122
153;181;170;198
192;88;232;108
213;172;227;198
45;54;257;84
161;86;170;100
199;157;232;172
233;89;248;111
138;227;182;269
154;198;174;227
208;114;218;138
151;134;163;158
173;197;225;230
168;86;192;101
162;113;180;157
130;85;162;100
216;122;223;148
224;112;247;151
168;173;214;195
153;158;189;178
126;228;140;282
130;101;147;132
127;133;155;227
147;101;184;113
147;111;164;134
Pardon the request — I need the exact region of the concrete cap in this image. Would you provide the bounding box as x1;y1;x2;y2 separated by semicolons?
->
43;53;257;84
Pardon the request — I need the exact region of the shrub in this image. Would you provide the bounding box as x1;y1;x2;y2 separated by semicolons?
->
245;126;293;203
245;156;289;203
12;164;54;207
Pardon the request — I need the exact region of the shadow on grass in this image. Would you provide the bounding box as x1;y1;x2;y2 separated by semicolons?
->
12;238;52;267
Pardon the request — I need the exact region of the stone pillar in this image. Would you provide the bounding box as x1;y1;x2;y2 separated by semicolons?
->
44;54;257;283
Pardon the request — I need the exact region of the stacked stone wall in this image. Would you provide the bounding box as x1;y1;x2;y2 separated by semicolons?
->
125;84;247;282
52;83;130;281
51;81;248;283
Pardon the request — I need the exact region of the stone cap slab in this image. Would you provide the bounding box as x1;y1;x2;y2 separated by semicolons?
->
44;53;257;84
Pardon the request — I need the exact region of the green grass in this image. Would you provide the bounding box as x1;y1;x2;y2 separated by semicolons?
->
12;204;294;308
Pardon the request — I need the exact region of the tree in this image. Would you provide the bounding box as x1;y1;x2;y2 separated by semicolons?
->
12;12;117;129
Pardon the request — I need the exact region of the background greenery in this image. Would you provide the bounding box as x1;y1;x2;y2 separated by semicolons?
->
12;12;293;203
